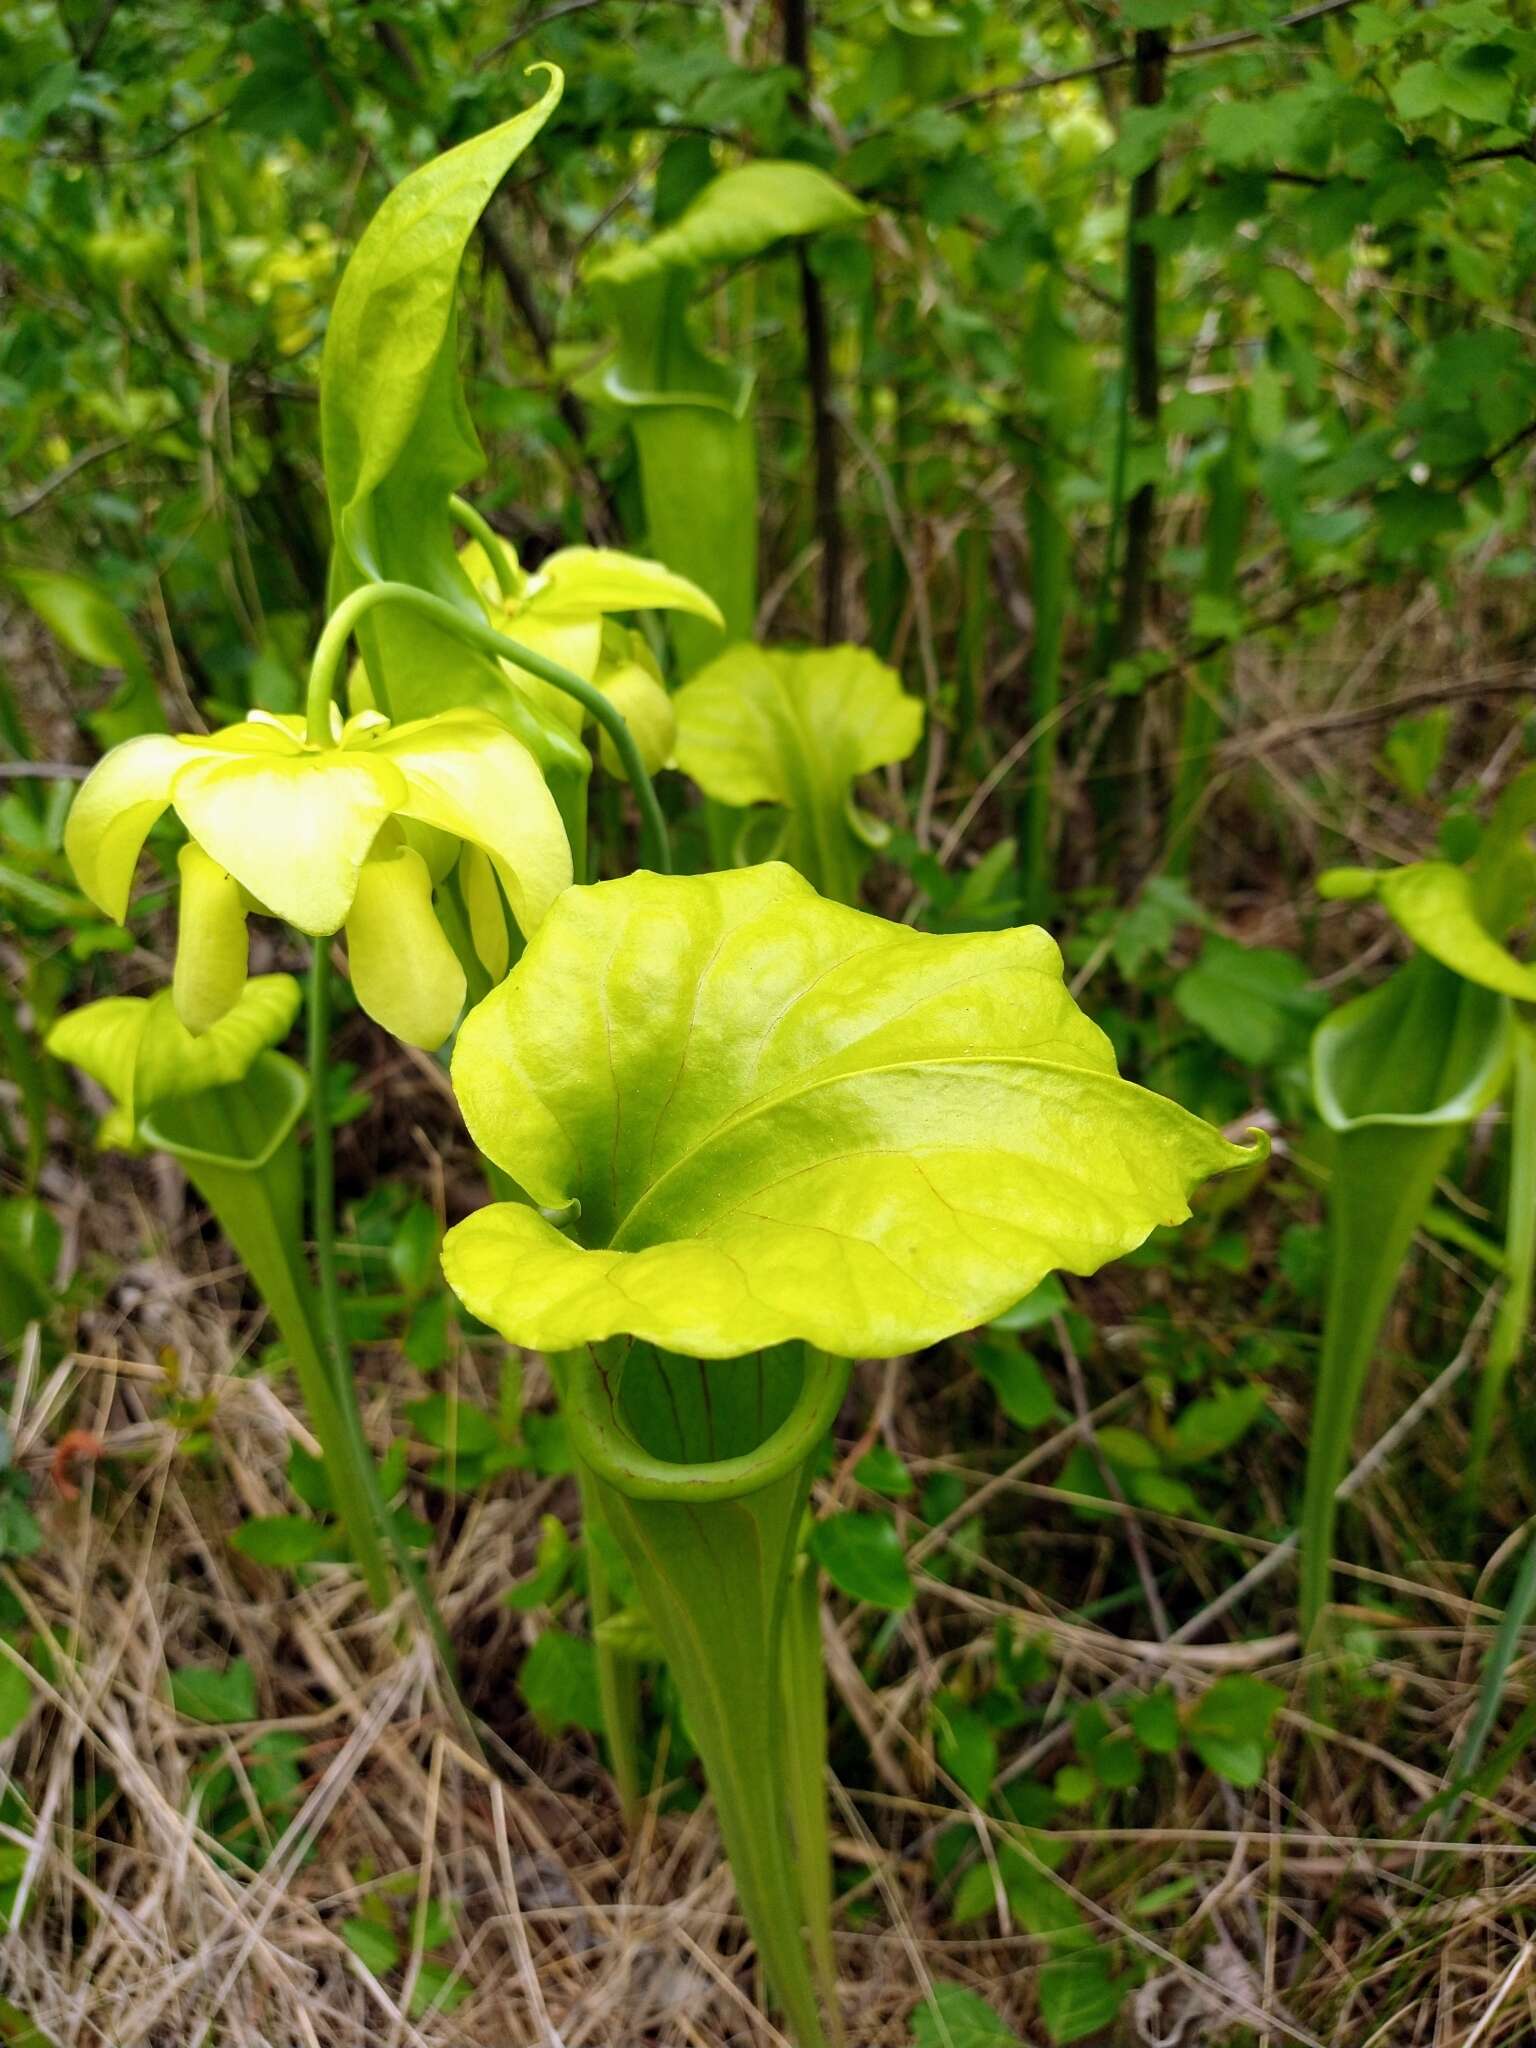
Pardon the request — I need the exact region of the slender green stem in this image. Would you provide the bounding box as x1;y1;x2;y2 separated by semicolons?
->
568;1346;849;2048
1022;459;1067;922
1168;392;1247;876
448;494;520;602
306;944;467;1693
305;580;671;873
144;1059;394;1611
1454;1522;1536;1797
1464;1025;1536;1520
1300;1121;1461;1646
306;944;345;1368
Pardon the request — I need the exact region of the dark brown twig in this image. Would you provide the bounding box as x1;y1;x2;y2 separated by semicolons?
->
942;0;1361;115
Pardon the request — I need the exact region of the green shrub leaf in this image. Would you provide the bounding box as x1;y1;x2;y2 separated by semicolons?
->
911;1982;1022;2047
810;1511;915;1611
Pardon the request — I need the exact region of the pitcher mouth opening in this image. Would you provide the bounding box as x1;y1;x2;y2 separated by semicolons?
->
138;1051;308;1172
563;1342;850;1504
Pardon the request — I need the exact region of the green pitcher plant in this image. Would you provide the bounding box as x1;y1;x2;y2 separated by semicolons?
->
585;159;865;671
440;861;1259;2043
453;529;721;779
62;706;571;1049
46;979;394;1608
1304;770;1536;1637
43;74;1267;2047
673;642;924;904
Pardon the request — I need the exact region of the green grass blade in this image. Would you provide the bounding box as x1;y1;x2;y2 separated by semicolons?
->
1464;1023;1536;1517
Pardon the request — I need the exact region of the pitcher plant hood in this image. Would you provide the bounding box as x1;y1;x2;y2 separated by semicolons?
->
442;864;1264;1360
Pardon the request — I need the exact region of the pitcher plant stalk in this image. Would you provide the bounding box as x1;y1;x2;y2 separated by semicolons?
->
1463;1024;1536;1523
565;1343;851;2048
141;1052;396;1610
1302;956;1512;1645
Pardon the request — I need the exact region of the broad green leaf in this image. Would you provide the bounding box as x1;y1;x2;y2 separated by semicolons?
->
1172;937;1325;1065
0;1658;33;1742
810;1511;915;1611
0;1996;59;2047
0;1200;60;1339
229;1516;340;1567
341;1916;399;1976
5;566;138;672
933;1693;997;1802
1381;708;1450;797
321;71;581;760
674;645;924;901
1130;1686;1180;1755
911;1983;1022;2048
1038;1952;1124;2045
989;1274;1068;1332
405;1394;502;1457
854;1444;914;1497
974;1341;1059;1430
520;1628;604;1735
442;866;1259;1359
586;162;865;290
503;1512;573;1610
1167;1384;1267;1463
171;1658;257;1726
4;565;162;746
1185;1674;1285;1789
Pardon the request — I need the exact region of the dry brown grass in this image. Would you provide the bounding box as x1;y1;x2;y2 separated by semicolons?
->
2;1127;1535;2048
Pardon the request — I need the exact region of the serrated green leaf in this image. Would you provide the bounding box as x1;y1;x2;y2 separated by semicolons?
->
442;867;1259;1360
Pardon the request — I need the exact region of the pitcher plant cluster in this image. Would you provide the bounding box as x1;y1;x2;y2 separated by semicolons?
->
45;71;1270;2045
